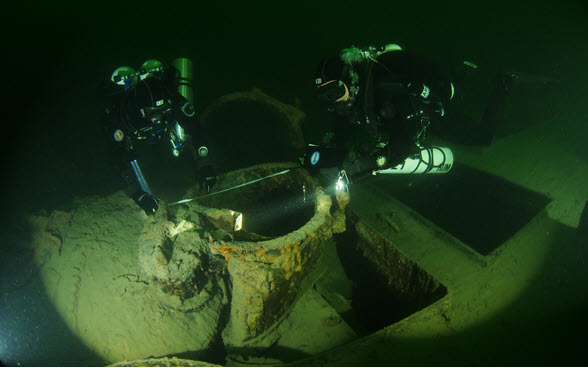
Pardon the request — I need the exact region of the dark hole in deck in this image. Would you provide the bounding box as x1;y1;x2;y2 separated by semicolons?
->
233;188;314;237
318;212;447;336
198;171;314;238
370;162;551;255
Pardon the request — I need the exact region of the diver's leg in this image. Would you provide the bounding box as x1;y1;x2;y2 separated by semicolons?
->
475;74;512;145
439;74;511;146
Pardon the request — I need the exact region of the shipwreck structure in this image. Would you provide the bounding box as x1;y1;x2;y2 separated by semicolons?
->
138;162;349;348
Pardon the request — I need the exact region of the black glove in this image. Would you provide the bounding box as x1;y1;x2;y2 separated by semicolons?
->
374;138;421;170
197;163;217;193
131;190;159;216
371;144;404;170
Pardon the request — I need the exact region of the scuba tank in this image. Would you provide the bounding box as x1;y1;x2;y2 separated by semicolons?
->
110;60;166;89
170;58;195;157
171;57;195;104
374;145;453;175
111;58;194;98
340;43;403;63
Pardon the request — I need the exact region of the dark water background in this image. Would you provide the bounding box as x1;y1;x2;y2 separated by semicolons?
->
2;0;586;217
0;0;587;365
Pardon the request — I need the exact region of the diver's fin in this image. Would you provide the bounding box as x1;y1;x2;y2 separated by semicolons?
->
501;69;560;89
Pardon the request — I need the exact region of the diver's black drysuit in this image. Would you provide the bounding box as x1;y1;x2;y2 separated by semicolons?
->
99;68;216;214
315;47;511;174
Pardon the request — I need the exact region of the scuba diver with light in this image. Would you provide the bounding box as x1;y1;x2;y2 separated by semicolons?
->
100;59;217;215
302;43;532;184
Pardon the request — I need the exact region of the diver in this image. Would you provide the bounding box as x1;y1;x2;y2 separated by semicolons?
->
99;59;217;215
302;44;548;181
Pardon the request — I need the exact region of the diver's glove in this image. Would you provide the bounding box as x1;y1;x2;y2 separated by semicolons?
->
131;190;159;216
372;144;409;170
373;138;421;170
370;144;394;170
197;163;217;193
